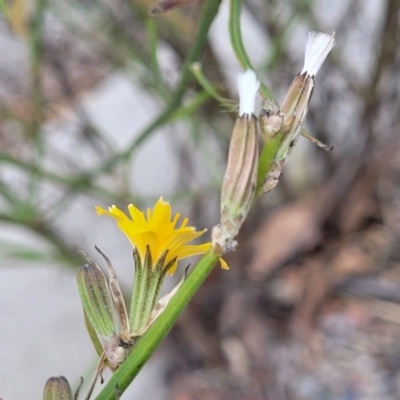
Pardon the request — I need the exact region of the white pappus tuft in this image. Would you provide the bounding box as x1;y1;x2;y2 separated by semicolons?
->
301;31;335;77
237;69;260;116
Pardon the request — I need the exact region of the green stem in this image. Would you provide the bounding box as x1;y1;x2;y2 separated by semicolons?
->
95;249;219;399
27;0;47;208
229;0;272;98
255;132;285;197
0;153;118;200
84;0;223;180
0;0;6;15
167;90;211;122
146;19;164;97
190;62;234;109
0;212;82;266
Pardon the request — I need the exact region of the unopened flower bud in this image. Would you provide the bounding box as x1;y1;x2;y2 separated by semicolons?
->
212;70;260;252
77;257;132;370
42;376;73;400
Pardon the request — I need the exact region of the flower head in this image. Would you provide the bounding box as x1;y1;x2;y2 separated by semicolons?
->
96;197;210;275
77;198;226;385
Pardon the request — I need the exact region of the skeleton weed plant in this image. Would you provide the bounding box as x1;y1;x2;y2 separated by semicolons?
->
43;29;335;400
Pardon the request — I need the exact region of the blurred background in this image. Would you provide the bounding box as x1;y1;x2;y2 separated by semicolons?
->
0;0;399;399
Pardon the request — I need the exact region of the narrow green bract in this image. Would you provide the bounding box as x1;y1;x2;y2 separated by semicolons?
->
129;247;175;333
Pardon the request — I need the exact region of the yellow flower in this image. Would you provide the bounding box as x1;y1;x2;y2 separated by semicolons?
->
95;197;213;274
